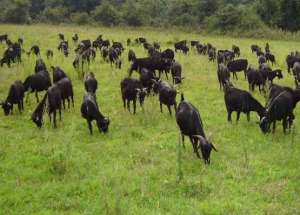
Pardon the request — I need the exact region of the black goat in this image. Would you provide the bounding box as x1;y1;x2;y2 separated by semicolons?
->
56;77;74;109
260;86;300;133
120;78;147;114
1;81;25;115
247;67;266;93
28;45;40;56
227;59;248;80
46;49;54;59
232;45;240;57
24;70;51;103
58;41;69;57
84;72;98;94
265;53;276;65
171;61;183;84
35;58;47;73
51;66;67;83
139;68;158;94
153;80;177;115
161;49;175;61
109;48;122;69
176;94;217;164
129;57;171;78
258;55;267;65
31;85;62;128
217;63;230;90
224;85;265;122
293;62;300;86
264;69;283;83
128;49;136;62
81;93;110;135
72;34;79;43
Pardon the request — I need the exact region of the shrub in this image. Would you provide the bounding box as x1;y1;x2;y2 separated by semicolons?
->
205;4;267;34
70;12;90;25
2;0;31;24
120;0;144;27
172;13;197;27
42;7;69;24
125;12;143;27
238;12;266;32
92;2;120;26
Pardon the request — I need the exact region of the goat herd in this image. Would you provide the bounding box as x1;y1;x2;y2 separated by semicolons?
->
0;32;300;165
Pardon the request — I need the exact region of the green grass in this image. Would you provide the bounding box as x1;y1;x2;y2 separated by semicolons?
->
0;24;300;214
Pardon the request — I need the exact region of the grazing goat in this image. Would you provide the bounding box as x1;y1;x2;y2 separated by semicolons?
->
176;94;217;164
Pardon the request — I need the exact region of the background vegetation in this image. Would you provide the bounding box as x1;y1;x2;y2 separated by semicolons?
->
0;24;300;214
1;0;300;37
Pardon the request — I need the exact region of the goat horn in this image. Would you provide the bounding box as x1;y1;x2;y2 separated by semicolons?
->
192;135;205;141
211;143;218;152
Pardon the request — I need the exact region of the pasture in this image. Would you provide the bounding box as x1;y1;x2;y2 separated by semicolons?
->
0;24;300;214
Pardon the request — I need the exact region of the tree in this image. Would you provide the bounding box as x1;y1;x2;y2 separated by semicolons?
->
214;4;241;32
70;12;90;25
256;0;280;27
29;0;46;20
92;2;120;26
64;0;101;12
3;0;31;24
120;0;143;26
42;6;69;23
196;0;219;21
281;0;300;31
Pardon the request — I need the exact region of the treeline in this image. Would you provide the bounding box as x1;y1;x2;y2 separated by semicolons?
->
0;0;300;33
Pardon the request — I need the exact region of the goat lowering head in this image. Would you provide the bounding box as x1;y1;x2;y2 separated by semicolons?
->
193;135;217;164
97;117;110;133
151;79;162;94
276;70;283;79
1;101;12;115
136;88;147;106
259;116;270;134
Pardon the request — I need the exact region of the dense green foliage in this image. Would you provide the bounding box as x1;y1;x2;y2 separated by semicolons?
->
0;24;300;214
1;0;300;33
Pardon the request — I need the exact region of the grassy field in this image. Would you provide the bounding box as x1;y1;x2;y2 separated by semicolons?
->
0;24;300;214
